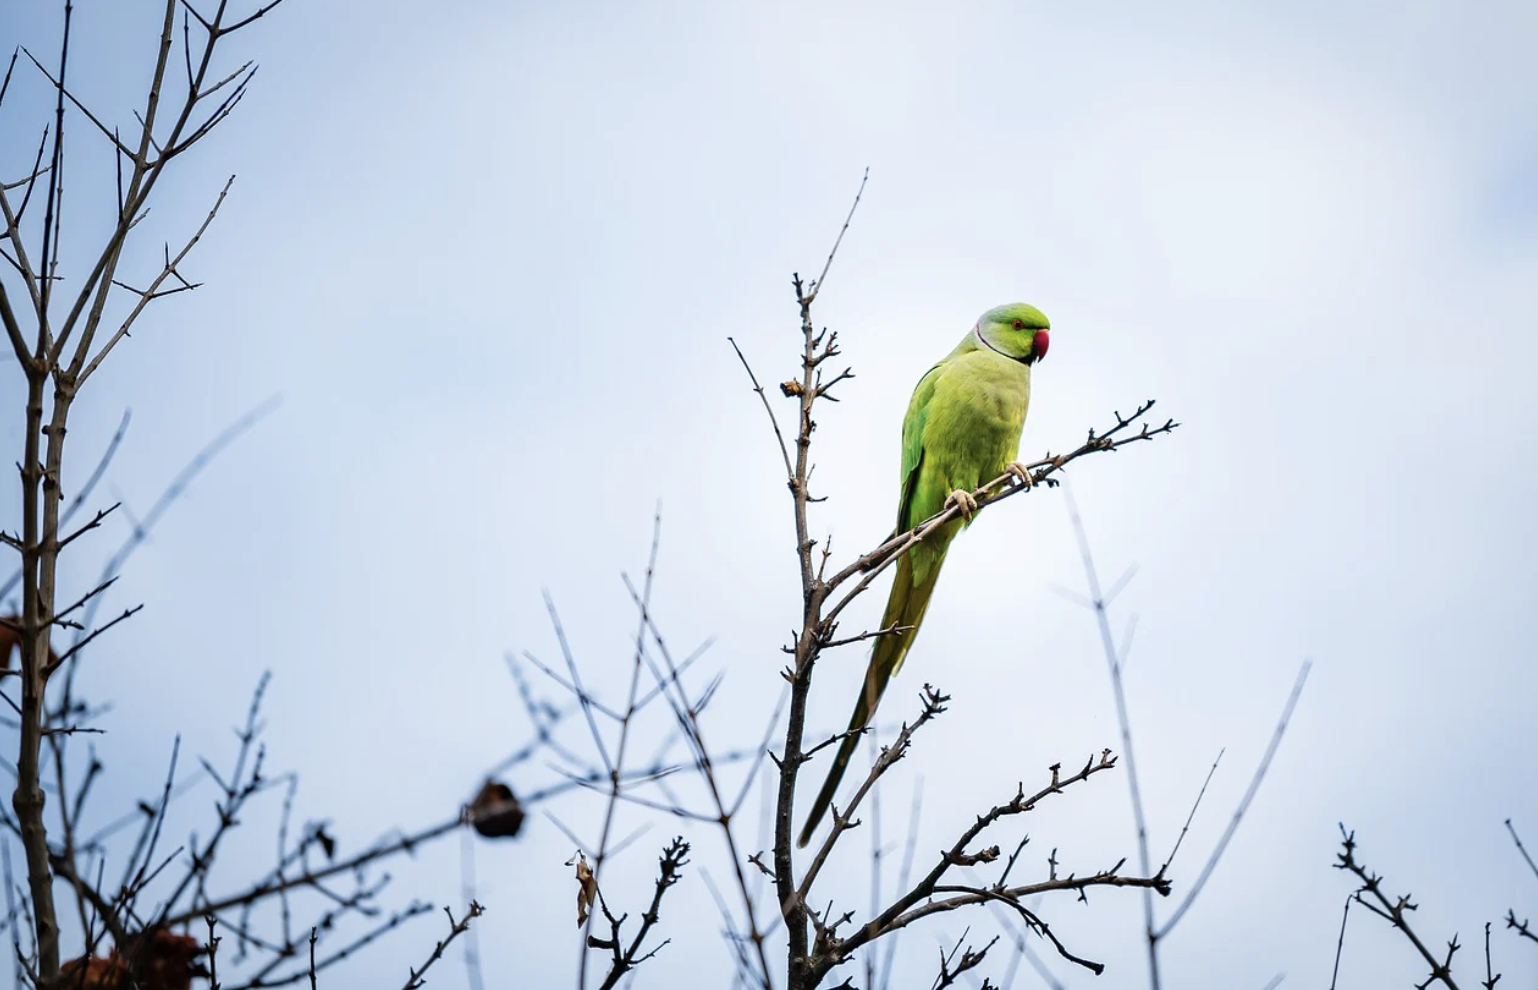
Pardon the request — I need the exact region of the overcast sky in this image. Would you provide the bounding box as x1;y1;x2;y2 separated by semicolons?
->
4;0;1538;987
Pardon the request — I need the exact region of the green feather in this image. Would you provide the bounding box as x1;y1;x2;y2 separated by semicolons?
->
797;303;1047;849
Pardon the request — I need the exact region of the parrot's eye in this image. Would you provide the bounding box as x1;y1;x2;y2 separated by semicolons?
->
1012;319;1024;330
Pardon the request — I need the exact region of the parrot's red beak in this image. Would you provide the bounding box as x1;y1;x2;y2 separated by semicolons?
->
1031;329;1050;364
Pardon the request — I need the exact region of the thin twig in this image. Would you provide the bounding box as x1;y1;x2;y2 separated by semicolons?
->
1327;892;1353;990
1505;820;1538;883
1155;660;1311;939
1158;749;1223;875
806;168;868;302
401;902;483;990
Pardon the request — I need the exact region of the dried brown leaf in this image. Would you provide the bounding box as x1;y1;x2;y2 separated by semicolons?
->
570;852;597;928
59;930;206;990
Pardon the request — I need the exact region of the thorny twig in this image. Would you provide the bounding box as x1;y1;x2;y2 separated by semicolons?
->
929;930;997;990
401;902;484;990
1335;825;1464;990
817;752;1169;979
589;837;691;989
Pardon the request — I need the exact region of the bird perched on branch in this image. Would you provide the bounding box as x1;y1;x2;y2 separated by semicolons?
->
798;303;1050;848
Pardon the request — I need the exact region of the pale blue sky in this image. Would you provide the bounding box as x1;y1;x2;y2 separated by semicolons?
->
4;0;1538;986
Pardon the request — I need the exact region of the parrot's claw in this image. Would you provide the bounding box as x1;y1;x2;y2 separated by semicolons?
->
945;488;979;521
1006;461;1034;489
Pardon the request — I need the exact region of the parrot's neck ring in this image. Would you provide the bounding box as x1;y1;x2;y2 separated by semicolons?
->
972;322;1031;364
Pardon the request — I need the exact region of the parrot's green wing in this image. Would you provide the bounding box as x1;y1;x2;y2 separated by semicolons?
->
895;363;943;533
797;362;948;849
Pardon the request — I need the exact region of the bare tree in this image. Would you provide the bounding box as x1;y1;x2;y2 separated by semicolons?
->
730;178;1177;990
1;0;293;965
509;173;1200;990
0;4;507;987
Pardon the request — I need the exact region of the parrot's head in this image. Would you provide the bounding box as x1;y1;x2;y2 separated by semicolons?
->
975;303;1050;365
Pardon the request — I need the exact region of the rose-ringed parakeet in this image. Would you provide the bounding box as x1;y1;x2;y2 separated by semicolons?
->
797;303;1051;848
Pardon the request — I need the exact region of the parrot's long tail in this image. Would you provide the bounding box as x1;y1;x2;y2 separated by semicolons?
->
797;548;945;848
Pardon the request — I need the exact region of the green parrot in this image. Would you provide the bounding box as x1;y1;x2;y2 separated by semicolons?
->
797;302;1051;849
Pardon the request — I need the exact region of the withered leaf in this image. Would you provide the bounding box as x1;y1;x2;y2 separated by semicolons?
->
569;851;597;928
59;930;206;990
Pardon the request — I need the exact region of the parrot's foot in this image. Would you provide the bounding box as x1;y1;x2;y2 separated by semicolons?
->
945;488;979;521
1006;461;1035;489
